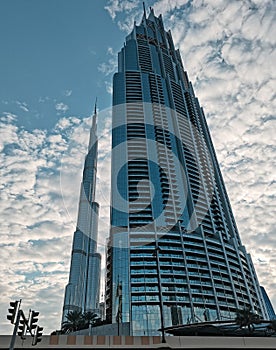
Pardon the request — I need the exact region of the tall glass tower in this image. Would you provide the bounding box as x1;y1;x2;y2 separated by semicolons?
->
62;105;101;323
106;8;268;336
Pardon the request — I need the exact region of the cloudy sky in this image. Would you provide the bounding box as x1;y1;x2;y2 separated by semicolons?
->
0;0;275;335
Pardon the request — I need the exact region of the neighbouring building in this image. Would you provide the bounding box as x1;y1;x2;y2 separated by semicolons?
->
105;6;268;336
260;286;276;320
61;105;101;323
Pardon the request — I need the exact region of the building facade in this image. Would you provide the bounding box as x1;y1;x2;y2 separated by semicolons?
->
106;8;268;336
260;286;276;320
62;106;101;323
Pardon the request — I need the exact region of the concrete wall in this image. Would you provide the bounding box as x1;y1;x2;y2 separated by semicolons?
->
0;335;275;349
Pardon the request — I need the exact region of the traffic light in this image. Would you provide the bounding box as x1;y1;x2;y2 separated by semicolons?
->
32;325;43;345
18;316;27;339
7;300;19;324
29;310;39;330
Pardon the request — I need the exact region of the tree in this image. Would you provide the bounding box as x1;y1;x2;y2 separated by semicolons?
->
61;310;101;334
235;307;261;333
61;311;84;334
82;311;101;328
266;319;276;335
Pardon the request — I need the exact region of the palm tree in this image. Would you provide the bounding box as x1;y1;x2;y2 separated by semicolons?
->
266;319;276;335
82;311;100;328
235;307;261;333
61;310;84;334
61;310;102;334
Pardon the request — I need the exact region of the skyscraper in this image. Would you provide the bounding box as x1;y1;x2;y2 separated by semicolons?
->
106;7;268;336
62;105;101;323
260;286;276;320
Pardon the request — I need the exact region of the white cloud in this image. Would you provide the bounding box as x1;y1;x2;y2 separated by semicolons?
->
16;100;29;112
98;47;117;76
0;117;19;152
98;47;117;94
1;0;275;337
64;89;72;97
38;96;50;103
0;113;86;334
55;102;69;113
176;0;276;310
104;0;140;20
105;81;113;94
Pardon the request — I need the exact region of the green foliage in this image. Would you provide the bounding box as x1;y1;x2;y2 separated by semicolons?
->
267;320;276;333
61;310;101;334
235;307;261;332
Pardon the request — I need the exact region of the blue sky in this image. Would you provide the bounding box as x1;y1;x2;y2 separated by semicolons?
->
1;0;275;335
0;0;123;130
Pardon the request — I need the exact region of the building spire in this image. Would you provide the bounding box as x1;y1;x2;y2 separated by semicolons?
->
94;97;97;115
142;2;146;18
92;97;97;131
61;94;101;324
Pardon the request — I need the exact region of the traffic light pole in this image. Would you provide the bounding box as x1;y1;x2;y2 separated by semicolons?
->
9;309;21;350
7;300;43;348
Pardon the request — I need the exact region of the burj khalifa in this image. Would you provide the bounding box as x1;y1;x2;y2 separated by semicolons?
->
62;104;101;322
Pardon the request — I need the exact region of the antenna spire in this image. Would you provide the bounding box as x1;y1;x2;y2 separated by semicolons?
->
91;97;97;131
143;2;146;18
94;97;97;115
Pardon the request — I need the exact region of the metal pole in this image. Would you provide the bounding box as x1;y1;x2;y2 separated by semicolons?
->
9;309;21;350
155;245;166;343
